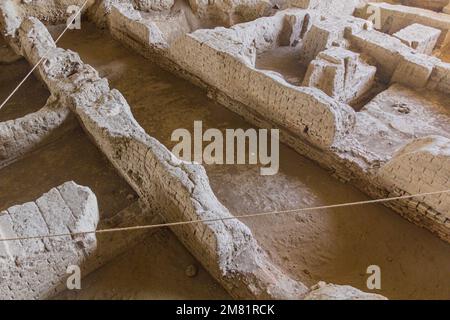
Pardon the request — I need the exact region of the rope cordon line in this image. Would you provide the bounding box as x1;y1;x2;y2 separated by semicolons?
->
0;189;448;242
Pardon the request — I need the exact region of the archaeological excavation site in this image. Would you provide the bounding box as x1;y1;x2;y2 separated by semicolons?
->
0;0;449;301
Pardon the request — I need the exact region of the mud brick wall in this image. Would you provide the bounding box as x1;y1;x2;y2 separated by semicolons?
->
170;12;356;149
298;14;367;66
14;0;95;23
0;181;99;300
350;28;449;92
17;16;309;300
361;2;450;46
378;136;450;217
402;0;450;12
428;61;450;93
288;0;362;16
108;3;168;51
0;100;74;169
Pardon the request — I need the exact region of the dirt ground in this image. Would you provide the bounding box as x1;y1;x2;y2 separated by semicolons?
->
56;230;230;300
0;59;49;122
42;23;450;300
0;126;136;217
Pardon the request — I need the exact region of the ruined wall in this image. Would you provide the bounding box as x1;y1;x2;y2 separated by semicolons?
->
95;1;194;60
393;23;441;55
0;0;94;47
350;28;447;91
298;14;368;65
107;3;173;52
428;60;450;92
7;12;390;300
132;0;174;12
0;181;159;300
16;16;310;300
188;0;280;27
170;11;356;149
0;98;76;169
359;2;450;46
287;0;363;16
97;4;450;244
304;282;386;300
378;136;450;218
401;0;450;12
14;0;95;23
302;47;376;104
0;181;99;299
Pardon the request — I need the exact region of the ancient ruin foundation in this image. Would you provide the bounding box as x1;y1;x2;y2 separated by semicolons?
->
0;0;449;300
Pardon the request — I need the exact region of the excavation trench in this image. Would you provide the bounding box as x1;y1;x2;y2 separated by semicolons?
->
0;68;135;216
0;126;136;216
51;23;450;300
0;67;229;299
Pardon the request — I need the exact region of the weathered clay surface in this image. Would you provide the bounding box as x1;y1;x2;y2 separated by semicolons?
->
0;96;76;169
304;282;387;300
188;0;279;27
302;47;376;104
358;2;450;46
378;135;450;216
0;181;99;299
15;16;311;300
2;0;450;301
356;83;450;159
393;23;441;55
170;11;357;149
287;0;363;16
401;0;450;12
154;8;450;244
133;0;175;12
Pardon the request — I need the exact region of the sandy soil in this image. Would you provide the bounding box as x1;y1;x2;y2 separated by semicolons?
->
52;23;450;300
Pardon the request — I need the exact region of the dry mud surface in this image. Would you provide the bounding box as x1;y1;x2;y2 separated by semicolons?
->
43;23;450;300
